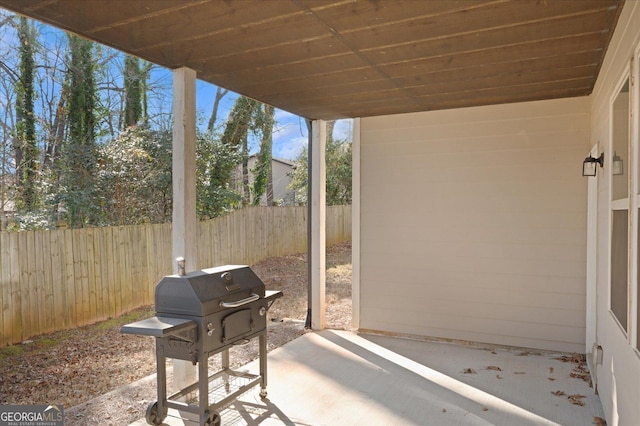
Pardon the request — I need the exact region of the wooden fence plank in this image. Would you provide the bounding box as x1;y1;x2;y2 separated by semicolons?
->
103;226;116;319
72;230;86;325
8;232;22;342
1;232;10;342
131;225;144;307
144;224;153;303
24;231;38;337
39;229;54;333
0;231;19;343
85;228;97;321
112;226;124;316
63;229;76;328
120;226;131;314
92;227;105;321
49;229;65;331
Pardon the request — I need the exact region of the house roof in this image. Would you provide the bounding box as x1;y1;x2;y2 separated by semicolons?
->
0;0;624;120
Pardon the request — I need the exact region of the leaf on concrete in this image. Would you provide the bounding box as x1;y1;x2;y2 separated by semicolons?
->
593;416;607;425
568;394;586;406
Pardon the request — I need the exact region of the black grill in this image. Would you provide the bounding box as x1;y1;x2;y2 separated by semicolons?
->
121;265;282;426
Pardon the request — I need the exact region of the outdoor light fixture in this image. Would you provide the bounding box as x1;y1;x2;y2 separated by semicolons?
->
612;152;624;176
583;153;604;177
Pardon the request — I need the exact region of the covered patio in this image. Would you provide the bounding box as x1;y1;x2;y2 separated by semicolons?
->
127;330;603;425
1;1;638;425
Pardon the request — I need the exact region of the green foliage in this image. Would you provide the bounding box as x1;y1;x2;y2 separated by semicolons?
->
14;16;38;211
3;16;279;229
288;134;352;206
59;34;99;227
123;55;143;127
221;96;262;205
196;131;243;218
325;137;352;205
97;126;172;225
252;104;274;205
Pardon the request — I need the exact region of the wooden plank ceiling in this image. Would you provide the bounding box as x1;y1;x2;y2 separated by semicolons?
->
0;0;625;120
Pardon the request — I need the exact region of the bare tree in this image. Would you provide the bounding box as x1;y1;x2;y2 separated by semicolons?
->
207;86;229;132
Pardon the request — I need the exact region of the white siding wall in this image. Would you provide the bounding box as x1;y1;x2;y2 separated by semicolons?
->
360;97;589;353
590;1;640;424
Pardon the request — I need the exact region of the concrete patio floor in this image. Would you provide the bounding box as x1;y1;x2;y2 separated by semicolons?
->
130;330;604;425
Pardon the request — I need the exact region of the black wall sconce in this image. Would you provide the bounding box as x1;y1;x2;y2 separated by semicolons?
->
612;152;624;176
583;153;604;177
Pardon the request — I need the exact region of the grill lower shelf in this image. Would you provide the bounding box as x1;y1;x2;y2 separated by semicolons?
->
169;369;261;411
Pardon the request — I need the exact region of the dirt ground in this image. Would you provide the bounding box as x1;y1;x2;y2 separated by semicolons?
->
0;241;352;426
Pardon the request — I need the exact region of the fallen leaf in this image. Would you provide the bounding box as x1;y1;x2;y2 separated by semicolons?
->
441;408;447;413
513;371;526;374
462;368;477;374
482;407;489;412
555;353;586;364
568;394;586;406
548;377;556;381
593;416;607;425
496;375;503;379
570;371;592;384
549;367;554;374
552;390;566;396
486;365;502;371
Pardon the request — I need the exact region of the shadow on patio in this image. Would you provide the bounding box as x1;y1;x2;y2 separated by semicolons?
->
131;330;604;425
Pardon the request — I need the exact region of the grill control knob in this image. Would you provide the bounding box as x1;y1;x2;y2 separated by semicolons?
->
207;322;215;336
259;307;266;316
221;272;233;282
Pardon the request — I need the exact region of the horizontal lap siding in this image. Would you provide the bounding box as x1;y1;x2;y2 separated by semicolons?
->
360;97;589;352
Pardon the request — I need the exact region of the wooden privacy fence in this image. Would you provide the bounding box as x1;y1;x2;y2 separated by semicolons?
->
0;205;351;346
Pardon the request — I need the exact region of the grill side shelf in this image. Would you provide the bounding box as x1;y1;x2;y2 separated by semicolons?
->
264;290;283;302
120;316;197;339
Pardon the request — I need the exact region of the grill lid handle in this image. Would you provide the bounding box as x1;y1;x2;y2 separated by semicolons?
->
219;293;259;308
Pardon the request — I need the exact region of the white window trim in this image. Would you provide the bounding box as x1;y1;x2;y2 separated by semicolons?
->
632;46;640;354
609;65;631;338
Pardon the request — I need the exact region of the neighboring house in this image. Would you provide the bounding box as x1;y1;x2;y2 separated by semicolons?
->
232;156;295;206
2;2;638;424
1;199;14;230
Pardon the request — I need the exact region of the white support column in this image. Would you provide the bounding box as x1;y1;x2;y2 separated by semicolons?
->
311;120;326;330
351;118;361;329
172;67;198;390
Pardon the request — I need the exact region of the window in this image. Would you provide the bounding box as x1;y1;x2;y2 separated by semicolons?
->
611;77;630;333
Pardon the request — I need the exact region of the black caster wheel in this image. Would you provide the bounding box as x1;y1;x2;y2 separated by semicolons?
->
145;401;167;425
203;410;221;426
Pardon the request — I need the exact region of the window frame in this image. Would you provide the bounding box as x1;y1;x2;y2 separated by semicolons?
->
609;66;631;336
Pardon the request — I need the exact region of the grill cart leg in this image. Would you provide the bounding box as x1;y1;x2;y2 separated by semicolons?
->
259;332;268;398
198;355;209;424
222;349;230;392
146;347;168;425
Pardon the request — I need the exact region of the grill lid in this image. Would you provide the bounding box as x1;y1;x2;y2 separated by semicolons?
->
155;265;266;316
